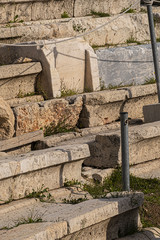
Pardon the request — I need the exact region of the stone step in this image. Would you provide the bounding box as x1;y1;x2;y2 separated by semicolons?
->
0;62;42;100
0;192;143;240
0;0;141;24
8;84;157;136
0;143;90;202
118;227;160;239
84;121;160;168
0;13;159;46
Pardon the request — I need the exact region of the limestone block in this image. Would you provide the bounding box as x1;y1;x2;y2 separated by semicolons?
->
143;103;160;123
0;222;68;240
0;62;42;100
0;0;141;24
96;44;160;88
0;13;156;47
130;158;160;179
84;121;160;168
0;97;15;140
79;84;157;128
5;38;99;98
119;227;160;240
13;95;83;136
0;193;143;239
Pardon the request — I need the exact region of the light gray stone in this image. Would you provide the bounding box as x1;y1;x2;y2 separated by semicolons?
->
96;44;160;88
143;103;160;123
0;62;42;100
0;13;158;47
0;221;68;240
0;143;90;180
0;192;143;235
79;84;157;128
84;121;160;168
0;0;141;24
4;38;99;98
130;158;160;179
119;227;160;240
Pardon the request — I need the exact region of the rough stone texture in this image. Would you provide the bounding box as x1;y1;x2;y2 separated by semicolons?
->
143;103;160;123
0;0;141;24
0;62;42;100
0;97;15;140
119;227;160;240
79;84;157;128
0;144;90;180
0;222;68;240
3;38;99;98
82;166;114;182
0;144;90;200
34;122;120;150
96;44;160;88
0;14;159;46
0;193;143;238
50;187;92;203
7;95;44;107
130;158;160;179
84;121;160;168
13;95;83;136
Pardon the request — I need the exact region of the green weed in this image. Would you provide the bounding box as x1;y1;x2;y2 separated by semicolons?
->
62;197;87;204
17;91;37;98
143;77;156;85
73;23;86;33
126;36;141;45
44;119;76;136
83;169;160;228
61;89;78;97
121;8;136;14
91;10;110;17
25;184;53;202
61;11;70;18
64;179;81;187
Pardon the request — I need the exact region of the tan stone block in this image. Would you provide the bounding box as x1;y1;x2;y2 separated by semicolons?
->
0;97;15;140
0;221;68;240
85;121;160;168
13;96;83;136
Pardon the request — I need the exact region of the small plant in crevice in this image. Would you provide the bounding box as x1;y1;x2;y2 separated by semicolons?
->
25;184;54;202
64;179;81;187
61;11;70;18
16;90;37;98
126;36;141;45
143;77;156;85
140;8;147;13
6;15;24;27
1;213;43;230
62;197;87;204
44;119;76;136
73;23;86;33
121;7;136;14
90;10;110;18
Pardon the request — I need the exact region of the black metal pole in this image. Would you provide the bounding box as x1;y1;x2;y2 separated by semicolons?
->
120;112;130;191
146;2;160;102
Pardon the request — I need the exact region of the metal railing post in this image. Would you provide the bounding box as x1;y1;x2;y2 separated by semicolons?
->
143;0;160;102
120;112;130;191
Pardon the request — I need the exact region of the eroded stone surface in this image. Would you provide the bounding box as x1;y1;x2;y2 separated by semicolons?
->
119;227;160;240
79;85;157;128
0;97;15;140
84;121;160;168
13;96;83;136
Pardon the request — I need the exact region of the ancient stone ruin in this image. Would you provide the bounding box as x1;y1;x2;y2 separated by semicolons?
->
0;0;160;239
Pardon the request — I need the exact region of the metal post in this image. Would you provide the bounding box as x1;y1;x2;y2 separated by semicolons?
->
145;0;160;102
120;112;130;191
